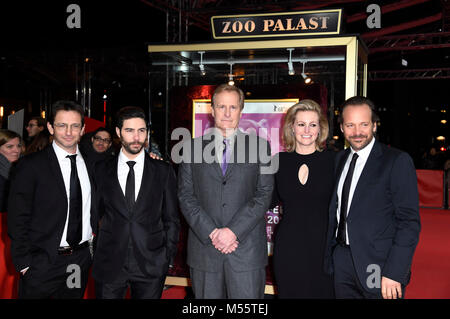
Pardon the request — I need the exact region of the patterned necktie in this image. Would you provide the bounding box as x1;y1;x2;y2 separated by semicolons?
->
125;161;136;211
221;139;230;176
66;154;82;248
337;152;359;245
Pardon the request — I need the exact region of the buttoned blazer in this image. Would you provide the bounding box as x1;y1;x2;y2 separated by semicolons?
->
324;140;421;290
7;145;97;272
91;154;180;283
178;130;274;272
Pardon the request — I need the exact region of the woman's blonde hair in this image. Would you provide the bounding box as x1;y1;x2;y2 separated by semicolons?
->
282;99;329;152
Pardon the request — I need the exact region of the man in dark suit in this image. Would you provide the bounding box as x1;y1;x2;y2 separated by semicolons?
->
324;96;421;299
92;106;179;299
178;84;274;299
8;100;96;298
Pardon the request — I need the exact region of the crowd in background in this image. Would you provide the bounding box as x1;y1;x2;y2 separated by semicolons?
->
0;118;165;213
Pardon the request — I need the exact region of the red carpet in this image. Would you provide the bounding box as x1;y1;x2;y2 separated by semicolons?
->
162;208;450;299
162;286;186;299
2;209;450;299
405;208;450;299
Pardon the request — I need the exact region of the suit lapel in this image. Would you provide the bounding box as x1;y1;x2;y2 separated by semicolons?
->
347;140;383;218
224;130;246;179
203;133;223;179
46;146;68;203
108;156;129;217
80;152;95;199
135;154;153;207
336;148;351;183
329;148;350;220
224;137;237;180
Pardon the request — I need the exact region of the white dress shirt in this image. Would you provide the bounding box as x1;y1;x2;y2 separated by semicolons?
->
52;142;92;247
336;137;376;245
117;148;145;200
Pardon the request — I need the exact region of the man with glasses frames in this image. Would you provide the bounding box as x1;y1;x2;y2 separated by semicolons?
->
8;100;97;299
79;127;115;168
25;117;46;141
91;128;112;154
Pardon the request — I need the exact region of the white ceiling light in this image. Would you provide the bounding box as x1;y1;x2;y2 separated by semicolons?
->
301;62;312;84
287;48;295;75
198;51;206;76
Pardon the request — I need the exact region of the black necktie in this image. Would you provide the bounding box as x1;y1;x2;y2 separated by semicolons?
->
66;154;82;248
125;161;136;211
337;152;359;245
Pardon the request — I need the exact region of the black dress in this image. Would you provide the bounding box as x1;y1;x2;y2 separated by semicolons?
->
272;150;335;298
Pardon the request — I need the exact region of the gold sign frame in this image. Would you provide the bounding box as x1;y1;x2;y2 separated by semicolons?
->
211;9;342;39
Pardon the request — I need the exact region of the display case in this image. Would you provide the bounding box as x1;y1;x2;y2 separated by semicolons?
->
148;35;368;294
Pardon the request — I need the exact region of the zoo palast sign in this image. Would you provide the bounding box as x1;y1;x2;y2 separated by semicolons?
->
211;9;342;39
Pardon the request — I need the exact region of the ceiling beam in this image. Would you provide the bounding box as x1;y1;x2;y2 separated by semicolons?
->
140;0;210;31
362;13;443;38
369;67;450;80
367;31;450;52
347;0;432;23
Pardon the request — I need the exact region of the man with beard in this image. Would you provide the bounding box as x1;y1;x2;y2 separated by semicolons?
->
324;96;421;299
92;106;179;299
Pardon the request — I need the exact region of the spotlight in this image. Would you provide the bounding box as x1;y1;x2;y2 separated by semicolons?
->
288;62;295;75
301;62;311;84
228;63;235;85
287;48;295;75
401;58;408;67
436;136;445;141
198;51;206;76
199;64;206;76
302;73;312;84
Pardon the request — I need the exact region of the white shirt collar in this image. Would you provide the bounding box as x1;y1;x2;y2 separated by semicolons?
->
350;137;375;161
118;148;145;166
52;141;81;160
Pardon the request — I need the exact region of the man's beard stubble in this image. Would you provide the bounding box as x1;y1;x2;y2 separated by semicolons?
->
348;133;374;151
121;139;145;155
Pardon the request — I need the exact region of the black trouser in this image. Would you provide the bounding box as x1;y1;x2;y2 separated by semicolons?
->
95;243;165;299
18;246;91;299
332;244;405;299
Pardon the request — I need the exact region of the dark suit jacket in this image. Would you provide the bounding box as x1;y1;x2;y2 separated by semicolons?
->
324;140;421;291
178;130;274;272
7;145;97;272
91;153;180;284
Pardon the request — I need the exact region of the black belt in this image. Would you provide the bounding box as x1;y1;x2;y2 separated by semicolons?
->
58;241;89;255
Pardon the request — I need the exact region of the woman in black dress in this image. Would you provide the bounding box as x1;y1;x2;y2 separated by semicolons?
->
272;99;335;298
